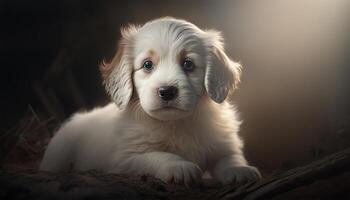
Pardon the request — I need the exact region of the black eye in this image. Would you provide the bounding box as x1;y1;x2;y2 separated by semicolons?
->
182;59;195;72
143;60;153;72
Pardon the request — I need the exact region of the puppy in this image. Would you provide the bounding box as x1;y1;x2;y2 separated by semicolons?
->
40;17;261;185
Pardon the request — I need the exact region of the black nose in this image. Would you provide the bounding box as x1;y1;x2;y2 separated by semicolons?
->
158;86;178;101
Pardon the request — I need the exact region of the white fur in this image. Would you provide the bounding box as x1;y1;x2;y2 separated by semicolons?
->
40;17;261;185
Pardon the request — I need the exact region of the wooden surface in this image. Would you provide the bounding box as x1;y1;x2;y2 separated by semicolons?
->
0;148;349;200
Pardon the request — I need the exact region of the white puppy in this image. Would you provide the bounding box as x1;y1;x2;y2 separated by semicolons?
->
40;17;261;185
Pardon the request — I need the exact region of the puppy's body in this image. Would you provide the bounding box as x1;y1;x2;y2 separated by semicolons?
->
41;17;260;185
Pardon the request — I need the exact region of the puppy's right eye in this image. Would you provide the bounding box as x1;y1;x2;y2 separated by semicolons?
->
143;60;153;72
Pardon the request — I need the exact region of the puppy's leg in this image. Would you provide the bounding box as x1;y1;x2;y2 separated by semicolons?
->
111;152;202;186
40;133;74;172
211;153;261;184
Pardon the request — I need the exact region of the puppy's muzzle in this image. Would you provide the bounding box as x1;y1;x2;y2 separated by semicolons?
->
158;86;178;101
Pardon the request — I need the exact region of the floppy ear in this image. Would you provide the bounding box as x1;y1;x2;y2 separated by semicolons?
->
100;25;139;109
204;30;242;103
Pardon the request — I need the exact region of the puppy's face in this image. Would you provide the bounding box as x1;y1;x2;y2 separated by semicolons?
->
132;23;207;120
101;18;241;121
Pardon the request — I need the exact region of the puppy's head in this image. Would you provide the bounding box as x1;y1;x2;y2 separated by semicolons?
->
101;17;241;121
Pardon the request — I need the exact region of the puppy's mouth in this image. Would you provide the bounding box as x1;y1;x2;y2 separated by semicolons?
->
152;105;188;112
146;104;192;121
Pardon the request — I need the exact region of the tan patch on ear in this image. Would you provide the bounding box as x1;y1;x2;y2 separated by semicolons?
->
99;39;126;80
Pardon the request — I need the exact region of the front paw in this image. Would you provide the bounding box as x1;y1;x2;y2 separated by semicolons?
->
155;161;202;187
217;165;261;184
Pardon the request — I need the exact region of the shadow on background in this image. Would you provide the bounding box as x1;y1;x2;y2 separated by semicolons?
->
1;0;350;172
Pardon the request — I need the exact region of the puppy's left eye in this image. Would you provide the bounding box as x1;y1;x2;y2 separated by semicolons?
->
143;60;154;72
182;59;195;72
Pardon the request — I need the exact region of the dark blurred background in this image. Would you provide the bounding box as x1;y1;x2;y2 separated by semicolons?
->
1;0;349;172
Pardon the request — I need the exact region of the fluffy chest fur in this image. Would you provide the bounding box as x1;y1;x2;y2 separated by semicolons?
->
116;100;240;171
